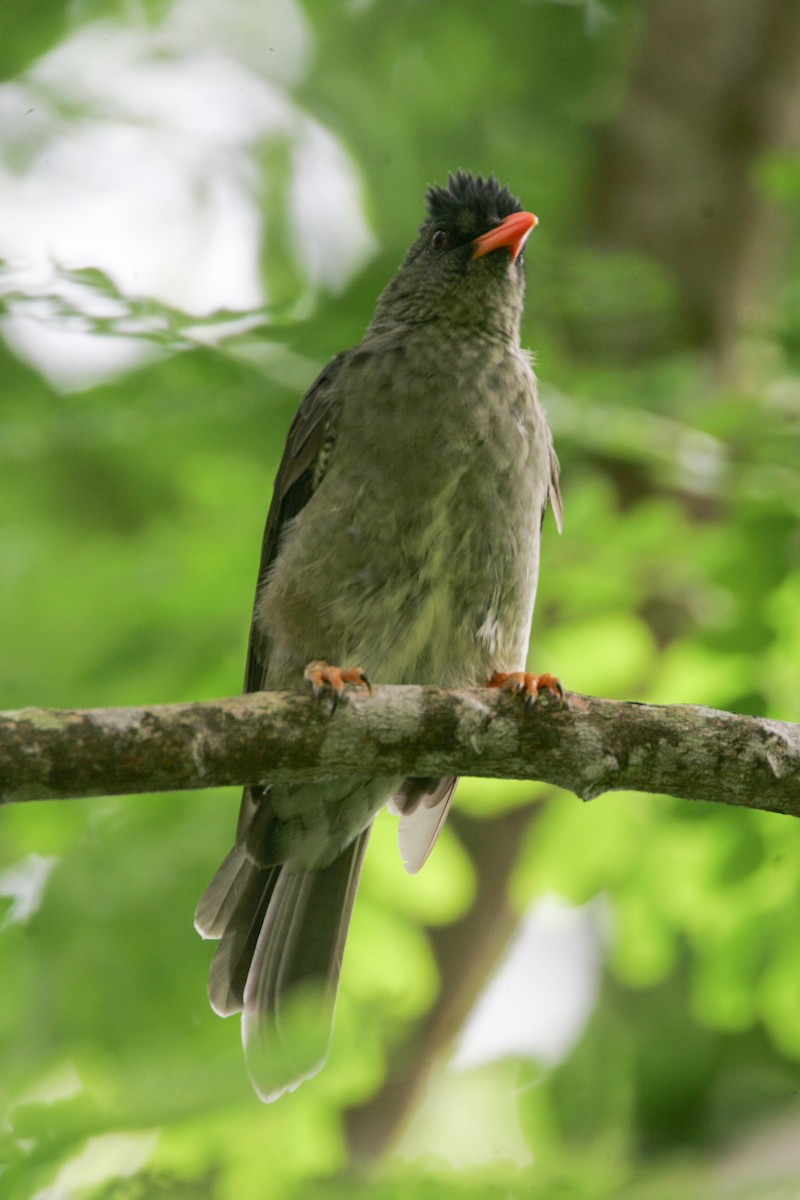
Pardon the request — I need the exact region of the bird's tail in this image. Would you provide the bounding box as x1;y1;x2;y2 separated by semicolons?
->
195;830;370;1101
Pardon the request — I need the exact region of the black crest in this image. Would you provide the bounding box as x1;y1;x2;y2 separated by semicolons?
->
424;172;522;240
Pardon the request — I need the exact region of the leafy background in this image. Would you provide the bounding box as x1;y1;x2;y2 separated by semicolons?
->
1;0;800;1196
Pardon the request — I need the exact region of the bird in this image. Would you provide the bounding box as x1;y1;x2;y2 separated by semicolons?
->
194;171;563;1101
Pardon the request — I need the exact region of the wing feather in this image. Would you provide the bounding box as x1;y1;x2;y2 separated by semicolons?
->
548;445;563;534
243;352;348;694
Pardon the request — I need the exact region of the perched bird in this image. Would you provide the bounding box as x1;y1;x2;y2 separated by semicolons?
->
195;171;563;1101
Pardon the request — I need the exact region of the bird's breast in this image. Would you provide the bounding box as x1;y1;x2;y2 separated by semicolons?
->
260;337;550;688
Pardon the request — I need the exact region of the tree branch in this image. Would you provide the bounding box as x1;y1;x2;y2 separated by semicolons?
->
1;688;798;815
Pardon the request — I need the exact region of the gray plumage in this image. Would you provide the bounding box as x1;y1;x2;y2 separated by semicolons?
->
195;172;562;1101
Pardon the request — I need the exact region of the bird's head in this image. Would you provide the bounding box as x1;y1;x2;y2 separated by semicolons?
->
370;171;537;341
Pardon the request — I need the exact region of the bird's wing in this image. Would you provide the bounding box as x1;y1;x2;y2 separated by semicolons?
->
548;444;564;534
243;352;348;694
231;352;349;854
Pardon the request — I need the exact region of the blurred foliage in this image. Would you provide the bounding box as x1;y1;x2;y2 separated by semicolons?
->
1;0;800;1198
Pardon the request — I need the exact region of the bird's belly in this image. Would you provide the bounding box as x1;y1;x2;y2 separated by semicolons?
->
261;471;539;688
354;512;538;686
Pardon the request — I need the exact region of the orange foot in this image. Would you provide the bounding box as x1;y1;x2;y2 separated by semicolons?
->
304;660;371;711
488;670;565;710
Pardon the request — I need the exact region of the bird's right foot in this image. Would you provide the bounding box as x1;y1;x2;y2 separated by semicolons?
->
304;660;372;711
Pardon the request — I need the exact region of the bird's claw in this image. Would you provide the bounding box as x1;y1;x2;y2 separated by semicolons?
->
304;660;372;711
488;670;565;710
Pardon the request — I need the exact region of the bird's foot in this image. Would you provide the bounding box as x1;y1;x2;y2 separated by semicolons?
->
304;660;372;711
488;670;565;710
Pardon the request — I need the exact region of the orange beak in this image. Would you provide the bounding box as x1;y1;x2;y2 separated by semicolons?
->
471;210;538;262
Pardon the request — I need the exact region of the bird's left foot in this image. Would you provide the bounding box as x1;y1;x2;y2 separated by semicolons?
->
488;670;565;710
304;660;372;711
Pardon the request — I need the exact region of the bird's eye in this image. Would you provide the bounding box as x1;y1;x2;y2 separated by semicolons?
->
431;229;449;251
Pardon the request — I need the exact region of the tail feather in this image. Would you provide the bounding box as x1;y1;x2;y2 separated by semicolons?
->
195;847;258;940
206;859;278;1017
197;829;371;1101
243;829;370;1101
393;776;458;874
